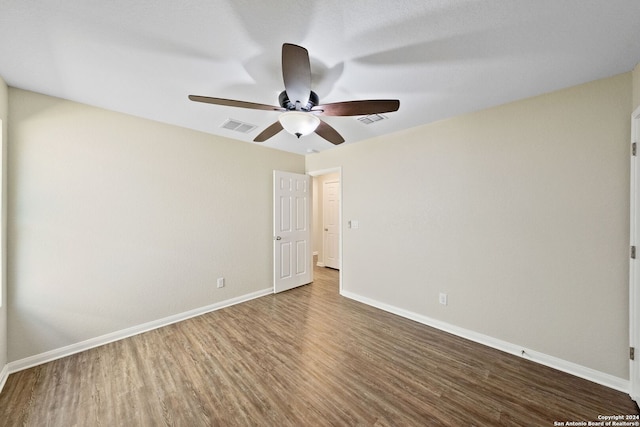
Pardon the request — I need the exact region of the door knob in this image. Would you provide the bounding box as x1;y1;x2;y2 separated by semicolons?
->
275;236;282;240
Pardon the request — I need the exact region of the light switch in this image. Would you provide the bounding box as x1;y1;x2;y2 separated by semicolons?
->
350;220;359;229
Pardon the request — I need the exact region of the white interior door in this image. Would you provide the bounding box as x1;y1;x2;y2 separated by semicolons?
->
630;107;640;403
273;170;312;293
323;180;340;269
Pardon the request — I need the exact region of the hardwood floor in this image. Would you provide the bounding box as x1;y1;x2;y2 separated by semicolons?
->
0;264;638;426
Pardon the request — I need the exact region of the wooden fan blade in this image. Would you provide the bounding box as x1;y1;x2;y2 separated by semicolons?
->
254;121;284;142
315;120;345;145
282;43;311;108
312;99;400;116
188;95;284;112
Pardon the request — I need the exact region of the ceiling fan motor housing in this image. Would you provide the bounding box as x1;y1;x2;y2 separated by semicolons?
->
279;90;319;111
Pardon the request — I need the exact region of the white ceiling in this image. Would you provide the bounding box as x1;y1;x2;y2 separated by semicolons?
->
1;0;640;155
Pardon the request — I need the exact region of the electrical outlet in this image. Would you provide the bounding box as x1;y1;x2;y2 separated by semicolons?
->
217;277;225;288
439;292;448;306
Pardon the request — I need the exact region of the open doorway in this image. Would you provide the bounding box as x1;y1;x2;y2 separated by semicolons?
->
309;168;342;291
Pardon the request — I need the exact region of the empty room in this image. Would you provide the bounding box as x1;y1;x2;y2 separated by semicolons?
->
1;1;640;425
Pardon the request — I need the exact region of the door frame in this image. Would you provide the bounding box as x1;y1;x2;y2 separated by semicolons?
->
630;105;640;403
308;167;343;293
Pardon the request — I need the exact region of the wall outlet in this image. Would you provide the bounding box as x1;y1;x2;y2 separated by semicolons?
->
439;292;448;306
217;277;225;288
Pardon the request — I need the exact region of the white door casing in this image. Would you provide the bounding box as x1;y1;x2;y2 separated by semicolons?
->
273;170;312;293
630;106;640;403
323;180;340;269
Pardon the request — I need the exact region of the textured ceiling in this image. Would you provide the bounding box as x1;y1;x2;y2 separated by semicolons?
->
1;0;640;155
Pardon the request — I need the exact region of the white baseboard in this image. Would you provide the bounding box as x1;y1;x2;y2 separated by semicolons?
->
0;363;8;394
6;287;273;376
316;261;325;267
341;290;630;394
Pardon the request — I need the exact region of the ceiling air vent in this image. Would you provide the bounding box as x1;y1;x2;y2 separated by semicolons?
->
221;119;257;134
357;113;387;125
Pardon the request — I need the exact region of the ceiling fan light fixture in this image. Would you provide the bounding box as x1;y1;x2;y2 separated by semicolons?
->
279;111;320;138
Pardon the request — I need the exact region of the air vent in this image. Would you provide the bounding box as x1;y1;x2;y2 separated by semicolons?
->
221;119;257;134
357;113;387;125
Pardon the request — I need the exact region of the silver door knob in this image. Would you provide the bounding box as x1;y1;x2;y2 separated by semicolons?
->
275;236;282;240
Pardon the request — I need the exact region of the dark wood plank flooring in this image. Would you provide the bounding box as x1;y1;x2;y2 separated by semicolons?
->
0;264;637;426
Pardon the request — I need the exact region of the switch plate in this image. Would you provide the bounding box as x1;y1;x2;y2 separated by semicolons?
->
217;277;225;288
350;220;359;229
439;293;448;306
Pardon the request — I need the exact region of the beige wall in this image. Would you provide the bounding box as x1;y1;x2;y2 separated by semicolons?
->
0;76;7;374
7;89;304;361
307;73;632;379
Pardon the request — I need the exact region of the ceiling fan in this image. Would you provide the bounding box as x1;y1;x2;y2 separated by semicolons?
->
189;43;400;145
